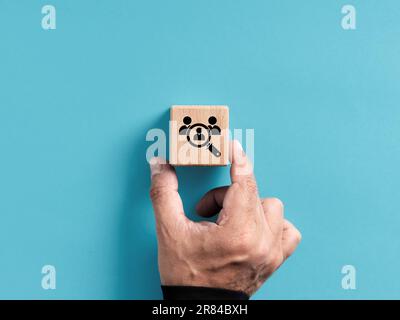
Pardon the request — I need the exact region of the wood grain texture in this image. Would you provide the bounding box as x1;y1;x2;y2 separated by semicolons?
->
169;105;229;166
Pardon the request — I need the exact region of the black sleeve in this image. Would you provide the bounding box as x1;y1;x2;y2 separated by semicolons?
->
161;285;250;300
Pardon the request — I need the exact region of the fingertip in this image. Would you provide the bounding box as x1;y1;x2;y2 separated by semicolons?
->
229;140;254;183
195;186;229;218
195;203;211;217
229;140;244;164
149;156;167;167
149;157;168;178
194;200;205;215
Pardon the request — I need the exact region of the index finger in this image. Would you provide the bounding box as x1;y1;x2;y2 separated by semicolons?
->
230;140;255;184
219;140;261;223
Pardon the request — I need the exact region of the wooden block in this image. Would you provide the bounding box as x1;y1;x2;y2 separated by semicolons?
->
169;105;229;166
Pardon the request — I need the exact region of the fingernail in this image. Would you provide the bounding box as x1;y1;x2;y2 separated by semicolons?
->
234;140;244;154
232;140;245;160
234;139;242;148
149;157;163;177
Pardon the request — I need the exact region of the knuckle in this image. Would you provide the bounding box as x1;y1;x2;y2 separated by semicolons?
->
264;248;284;267
253;243;269;261
273;251;284;268
244;178;258;193
293;228;302;244
150;185;167;202
229;232;254;254
269;197;284;210
240;178;258;201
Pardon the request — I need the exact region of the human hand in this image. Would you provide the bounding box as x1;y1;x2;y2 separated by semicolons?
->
149;140;301;296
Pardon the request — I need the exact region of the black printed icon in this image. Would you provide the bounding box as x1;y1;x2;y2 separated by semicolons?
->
179;116;192;135
208;116;221;135
180;116;221;157
194;127;205;141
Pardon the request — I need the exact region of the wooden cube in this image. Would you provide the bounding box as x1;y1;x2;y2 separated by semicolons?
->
169;105;229;166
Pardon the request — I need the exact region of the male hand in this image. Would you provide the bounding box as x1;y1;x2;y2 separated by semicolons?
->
149;140;301;296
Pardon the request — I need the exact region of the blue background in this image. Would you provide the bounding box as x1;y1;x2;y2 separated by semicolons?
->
1;0;399;299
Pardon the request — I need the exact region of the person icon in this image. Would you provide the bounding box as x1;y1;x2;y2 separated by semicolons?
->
179;116;192;135
194;127;205;141
208;116;221;135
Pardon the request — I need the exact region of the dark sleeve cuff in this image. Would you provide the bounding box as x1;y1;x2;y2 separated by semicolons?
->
161;285;250;300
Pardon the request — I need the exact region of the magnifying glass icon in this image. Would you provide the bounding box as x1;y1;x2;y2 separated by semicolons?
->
186;123;221;157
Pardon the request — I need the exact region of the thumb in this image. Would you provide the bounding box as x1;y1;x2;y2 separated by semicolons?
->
149;157;186;231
